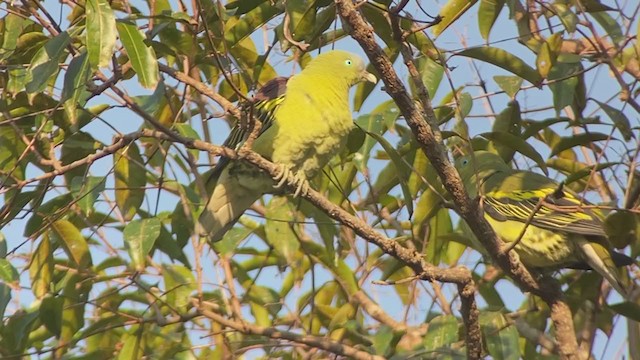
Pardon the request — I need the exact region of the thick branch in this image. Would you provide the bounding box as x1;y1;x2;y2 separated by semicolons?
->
334;0;578;358
139;127;479;357
140;129;470;282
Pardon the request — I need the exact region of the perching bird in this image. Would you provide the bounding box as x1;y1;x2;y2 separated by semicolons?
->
455;151;634;298
199;50;376;242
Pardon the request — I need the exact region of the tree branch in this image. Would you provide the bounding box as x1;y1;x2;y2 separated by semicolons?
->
137;127;480;358
334;0;579;358
158;63;241;118
195;300;386;360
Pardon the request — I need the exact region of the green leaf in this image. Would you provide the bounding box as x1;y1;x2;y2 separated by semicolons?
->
114;144;146;221
563;162;616;186
7;67;27;96
117;330;145;360
155;226;191;267
478;0;505;40
213;226;255;256
226;0;265;15
360;127;414;216
550;132;610;156
410;55;444;100
594;100;633;141
0;233;5;257
432;0;479;36
265;196;301;264
51;220;91;269
246;284;281;317
0;12;30;60
425;209;453;265
0;126;27;181
74;103;110;131
0;259;19;284
413;189;443;238
70;176;105;216
489;101;521;158
360;4;394;47
548;62;581;112
26;31;71;93
354;47;396;112
0;283;10;317
423;314;459;350
224;2;282;47
477;278;505;309
1;306;39;354
480;311;520;360
481;132;548;174
457;47;542;86
60;273;90;349
86;0;117;68
457;91;473;119
60;131;103;183
62;51;92;124
536;41;554;79
551;4;577;33
29;235;54;299
580;0;614;12
591;11;623;43
609;302;640;322
493;75;522;98
162;264;195;310
354;101;394;166
372;325;398;356
123;218;162;270
521;117;570;140
174;123;201;158
24;194;72;237
116;20;159;89
604;211;637;249
40;295;64;337
285;0;317;42
537;32;563;78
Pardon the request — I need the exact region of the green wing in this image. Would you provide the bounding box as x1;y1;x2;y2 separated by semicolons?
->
210;77;288;179
482;172;607;237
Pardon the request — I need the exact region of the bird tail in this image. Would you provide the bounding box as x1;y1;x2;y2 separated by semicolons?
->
576;238;630;300
198;174;262;242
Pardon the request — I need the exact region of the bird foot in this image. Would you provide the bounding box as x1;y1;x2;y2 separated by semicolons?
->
273;165;291;189
273;165;310;197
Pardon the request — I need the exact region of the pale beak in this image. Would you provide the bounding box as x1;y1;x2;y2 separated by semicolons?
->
361;71;377;84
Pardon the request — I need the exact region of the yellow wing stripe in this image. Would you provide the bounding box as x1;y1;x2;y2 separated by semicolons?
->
483;190;606;236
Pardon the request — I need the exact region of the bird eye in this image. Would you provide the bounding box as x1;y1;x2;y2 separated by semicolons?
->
461;159;469;166
345;59;352;66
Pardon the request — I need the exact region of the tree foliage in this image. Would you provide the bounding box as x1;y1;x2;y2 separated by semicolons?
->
1;0;639;359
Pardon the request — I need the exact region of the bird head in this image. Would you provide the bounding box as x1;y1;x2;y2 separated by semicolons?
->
304;50;377;86
455;151;512;196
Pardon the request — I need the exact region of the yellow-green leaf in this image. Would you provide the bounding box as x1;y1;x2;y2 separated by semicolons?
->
457;46;543;86
86;0;117;68
550;133;610;157
51;220;91;269
265;196;302;264
116;20;159;89
114;144;146;221
478;0;505;40
432;0;479;36
123;218;162;270
26;32;70;94
29;235;54;299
